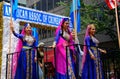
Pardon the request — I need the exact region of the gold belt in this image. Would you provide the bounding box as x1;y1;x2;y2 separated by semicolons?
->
23;46;32;49
90;47;97;50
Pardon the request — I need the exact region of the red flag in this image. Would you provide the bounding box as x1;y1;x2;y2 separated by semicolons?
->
105;0;117;9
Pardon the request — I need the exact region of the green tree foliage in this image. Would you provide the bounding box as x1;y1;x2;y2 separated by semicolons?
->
58;0;118;44
57;0;71;16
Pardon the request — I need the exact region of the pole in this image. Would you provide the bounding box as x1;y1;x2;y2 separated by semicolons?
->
9;0;12;56
7;1;13;79
114;0;120;48
73;0;77;38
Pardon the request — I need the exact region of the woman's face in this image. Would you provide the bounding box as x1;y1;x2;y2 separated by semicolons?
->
89;25;96;35
62;20;69;30
25;24;32;34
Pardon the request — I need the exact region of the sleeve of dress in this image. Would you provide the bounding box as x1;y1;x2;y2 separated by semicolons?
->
13;31;24;39
33;40;37;47
85;36;93;55
52;30;61;47
55;30;61;43
33;40;37;57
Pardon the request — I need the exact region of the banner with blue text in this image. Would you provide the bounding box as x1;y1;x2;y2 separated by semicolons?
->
3;3;67;27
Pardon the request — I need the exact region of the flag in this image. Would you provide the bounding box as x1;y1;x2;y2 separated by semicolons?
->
70;0;81;33
32;27;39;46
11;0;18;20
105;0;119;9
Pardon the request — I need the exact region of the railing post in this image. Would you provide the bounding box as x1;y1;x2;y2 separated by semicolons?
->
6;54;8;79
66;46;68;79
54;47;56;79
36;47;39;79
11;53;13;79
29;49;32;79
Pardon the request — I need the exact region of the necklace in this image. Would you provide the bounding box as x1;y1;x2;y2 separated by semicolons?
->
25;35;34;46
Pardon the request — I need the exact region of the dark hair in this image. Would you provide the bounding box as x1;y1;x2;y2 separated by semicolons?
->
61;18;69;28
61;18;70;34
62;18;69;24
24;23;30;28
63;18;69;23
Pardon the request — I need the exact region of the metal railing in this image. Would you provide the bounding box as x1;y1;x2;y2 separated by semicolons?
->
6;46;55;79
101;49;120;79
6;45;120;79
66;44;120;79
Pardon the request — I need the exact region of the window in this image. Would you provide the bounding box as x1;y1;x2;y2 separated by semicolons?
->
28;0;67;11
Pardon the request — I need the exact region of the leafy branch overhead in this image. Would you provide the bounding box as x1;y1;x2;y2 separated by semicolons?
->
57;0;118;41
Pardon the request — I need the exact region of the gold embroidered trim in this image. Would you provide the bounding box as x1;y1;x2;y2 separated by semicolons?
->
0;2;3;76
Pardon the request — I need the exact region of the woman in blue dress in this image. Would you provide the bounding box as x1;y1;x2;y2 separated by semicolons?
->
81;24;106;79
10;20;38;79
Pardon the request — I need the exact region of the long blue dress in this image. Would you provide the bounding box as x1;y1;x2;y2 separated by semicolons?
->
82;36;104;79
13;32;38;79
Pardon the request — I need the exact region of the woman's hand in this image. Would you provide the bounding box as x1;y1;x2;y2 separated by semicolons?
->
89;49;96;60
48;44;56;48
39;62;43;68
98;48;107;54
49;41;56;48
101;49;107;54
71;29;76;40
34;57;37;62
90;54;96;60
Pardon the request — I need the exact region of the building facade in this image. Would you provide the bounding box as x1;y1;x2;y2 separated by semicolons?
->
27;0;66;12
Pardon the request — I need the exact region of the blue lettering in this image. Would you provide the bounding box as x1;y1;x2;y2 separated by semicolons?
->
17;9;28;19
29;11;42;22
48;16;53;24
38;14;42;22
3;4;64;26
4;5;11;16
43;15;47;23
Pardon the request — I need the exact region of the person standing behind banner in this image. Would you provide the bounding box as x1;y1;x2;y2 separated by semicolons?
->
51;18;79;79
10;19;38;79
81;24;106;79
37;42;45;79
